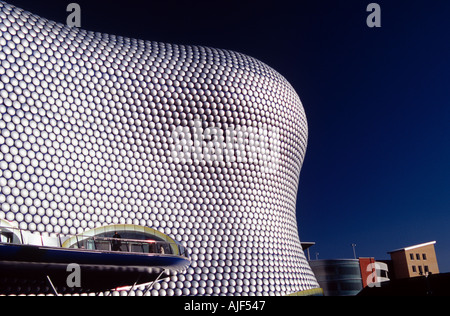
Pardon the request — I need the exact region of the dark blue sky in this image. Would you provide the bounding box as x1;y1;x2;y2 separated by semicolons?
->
8;0;450;271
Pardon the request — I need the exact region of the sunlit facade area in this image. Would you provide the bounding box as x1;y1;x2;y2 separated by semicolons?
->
0;1;319;295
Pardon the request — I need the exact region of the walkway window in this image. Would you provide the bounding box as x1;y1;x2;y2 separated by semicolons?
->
62;224;186;257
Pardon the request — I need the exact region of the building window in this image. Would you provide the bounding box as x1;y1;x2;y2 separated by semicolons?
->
418;266;423;275
412;266;416;272
416;253;420;260
424;266;429;273
422;253;427;260
410;253;414;260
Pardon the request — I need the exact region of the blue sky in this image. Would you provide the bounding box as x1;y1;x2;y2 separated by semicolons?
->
9;0;450;271
293;1;450;270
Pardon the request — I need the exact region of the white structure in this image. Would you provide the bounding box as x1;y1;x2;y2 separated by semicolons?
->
0;1;319;295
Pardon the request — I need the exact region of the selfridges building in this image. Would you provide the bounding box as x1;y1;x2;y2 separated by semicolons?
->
0;1;320;295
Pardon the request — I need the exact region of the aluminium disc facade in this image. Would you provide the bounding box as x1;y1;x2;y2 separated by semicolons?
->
0;1;319;295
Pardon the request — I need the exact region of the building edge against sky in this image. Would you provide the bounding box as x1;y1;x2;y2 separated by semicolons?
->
306;241;441;296
387;241;439;280
0;1;320;295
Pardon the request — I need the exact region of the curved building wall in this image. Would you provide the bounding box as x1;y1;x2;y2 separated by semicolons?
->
0;1;318;295
309;260;363;296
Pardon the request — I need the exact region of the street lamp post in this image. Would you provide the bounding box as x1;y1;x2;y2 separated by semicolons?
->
351;243;357;259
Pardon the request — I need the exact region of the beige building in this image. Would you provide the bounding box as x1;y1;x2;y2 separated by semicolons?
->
388;241;439;279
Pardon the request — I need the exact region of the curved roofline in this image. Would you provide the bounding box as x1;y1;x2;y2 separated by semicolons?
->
62;224;180;255
0;219;17;228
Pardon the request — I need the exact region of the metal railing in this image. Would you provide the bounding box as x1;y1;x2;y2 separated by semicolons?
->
0;225;188;258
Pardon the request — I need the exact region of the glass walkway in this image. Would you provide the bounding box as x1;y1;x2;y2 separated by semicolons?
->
0;222;190;295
